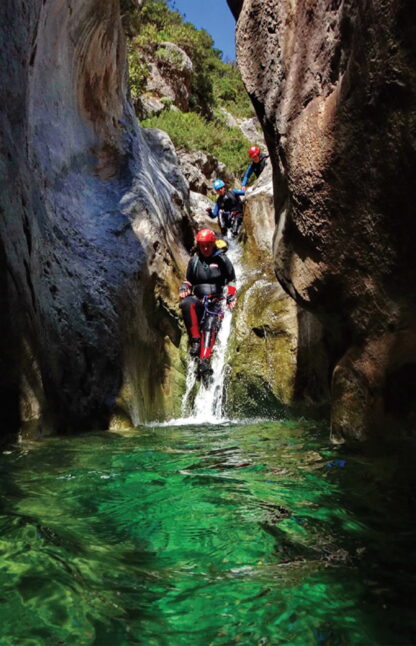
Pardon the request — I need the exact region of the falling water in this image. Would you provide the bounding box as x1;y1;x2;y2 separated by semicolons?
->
178;239;243;424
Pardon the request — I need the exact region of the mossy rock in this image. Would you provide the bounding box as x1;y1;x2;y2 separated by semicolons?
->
109;407;135;432
226;271;298;416
225;373;287;419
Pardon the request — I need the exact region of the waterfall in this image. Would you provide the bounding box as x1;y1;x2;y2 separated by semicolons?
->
167;240;243;426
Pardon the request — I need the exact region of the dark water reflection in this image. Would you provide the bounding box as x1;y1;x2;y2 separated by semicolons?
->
0;420;415;645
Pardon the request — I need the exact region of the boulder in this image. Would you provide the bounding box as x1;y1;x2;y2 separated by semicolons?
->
219;108;264;148
138;41;193;115
189;192;219;232
238;117;264;147
177;149;235;195
139;95;165;119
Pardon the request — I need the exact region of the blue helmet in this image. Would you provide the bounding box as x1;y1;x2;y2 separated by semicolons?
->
213;179;225;190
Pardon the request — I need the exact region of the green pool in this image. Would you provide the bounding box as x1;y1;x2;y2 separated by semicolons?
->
0;420;415;645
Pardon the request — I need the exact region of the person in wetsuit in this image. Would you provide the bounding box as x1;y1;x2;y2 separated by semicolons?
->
241;146;268;190
179;228;237;357
206;179;245;237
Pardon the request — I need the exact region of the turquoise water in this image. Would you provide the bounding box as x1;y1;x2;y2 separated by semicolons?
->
0;420;415;645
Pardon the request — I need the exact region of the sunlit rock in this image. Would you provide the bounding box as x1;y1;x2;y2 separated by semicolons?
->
219;108;264;149
139;95;166;119
238;116;264;147
230;0;416;440
189;192;218;232
226;165;329;417
177;149;234;196
143;42;193;113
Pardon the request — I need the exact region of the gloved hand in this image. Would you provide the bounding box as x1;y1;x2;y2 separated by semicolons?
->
206;207;215;219
226;293;236;310
179;282;191;299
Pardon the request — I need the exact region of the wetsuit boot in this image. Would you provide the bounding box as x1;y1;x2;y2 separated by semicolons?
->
198;358;214;387
190;338;201;357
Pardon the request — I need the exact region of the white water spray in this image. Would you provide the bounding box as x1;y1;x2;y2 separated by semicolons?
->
172;239;243;425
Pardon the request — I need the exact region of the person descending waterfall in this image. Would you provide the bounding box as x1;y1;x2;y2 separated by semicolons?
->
206;179;245;238
179;228;237;358
241;146;268;190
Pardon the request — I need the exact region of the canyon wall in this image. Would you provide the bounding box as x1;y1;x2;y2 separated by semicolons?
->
0;0;193;438
226;165;329;418
230;0;416;441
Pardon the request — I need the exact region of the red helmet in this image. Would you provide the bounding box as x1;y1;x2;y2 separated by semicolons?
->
196;229;216;244
248;146;261;159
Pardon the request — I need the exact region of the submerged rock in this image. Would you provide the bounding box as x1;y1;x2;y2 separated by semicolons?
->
231;0;416;441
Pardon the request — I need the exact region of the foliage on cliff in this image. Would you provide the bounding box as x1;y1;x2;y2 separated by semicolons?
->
142;110;249;176
122;0;252;117
121;0;253;177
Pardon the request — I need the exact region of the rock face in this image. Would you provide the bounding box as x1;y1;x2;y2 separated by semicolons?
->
177;149;234;196
237;116;264;148
226;165;329;418
139;42;193;117
0;0;193;438
230;0;416;441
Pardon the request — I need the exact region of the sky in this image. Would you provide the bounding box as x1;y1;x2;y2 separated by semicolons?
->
169;0;236;61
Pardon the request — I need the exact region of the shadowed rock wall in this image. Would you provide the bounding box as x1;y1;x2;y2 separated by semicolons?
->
0;0;192;438
230;0;416;441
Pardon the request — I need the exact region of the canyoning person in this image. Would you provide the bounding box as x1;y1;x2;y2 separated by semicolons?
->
179;228;237;357
241;146;268;190
206;179;245;238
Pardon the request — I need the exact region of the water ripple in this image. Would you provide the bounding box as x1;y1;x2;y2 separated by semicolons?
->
0;421;415;645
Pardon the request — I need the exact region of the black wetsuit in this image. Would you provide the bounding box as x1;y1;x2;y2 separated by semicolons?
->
180;250;236;340
213;190;244;237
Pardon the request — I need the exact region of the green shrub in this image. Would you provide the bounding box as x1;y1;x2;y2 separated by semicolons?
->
142;110;250;177
155;46;186;70
213;63;254;118
123;0;252;119
127;42;149;101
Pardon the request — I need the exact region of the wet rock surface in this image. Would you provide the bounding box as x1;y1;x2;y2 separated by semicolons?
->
231;0;416;440
227;165;329;418
0;0;193;437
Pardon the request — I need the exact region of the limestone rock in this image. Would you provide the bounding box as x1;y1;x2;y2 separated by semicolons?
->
139;95;166;119
177;149;234;195
219;108;264;148
226;164;329;417
218;108;239;129
138;41;193;116
189;192;218;231
238;117;264;147
231;0;416;441
0;0;193;437
142;127;189;200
